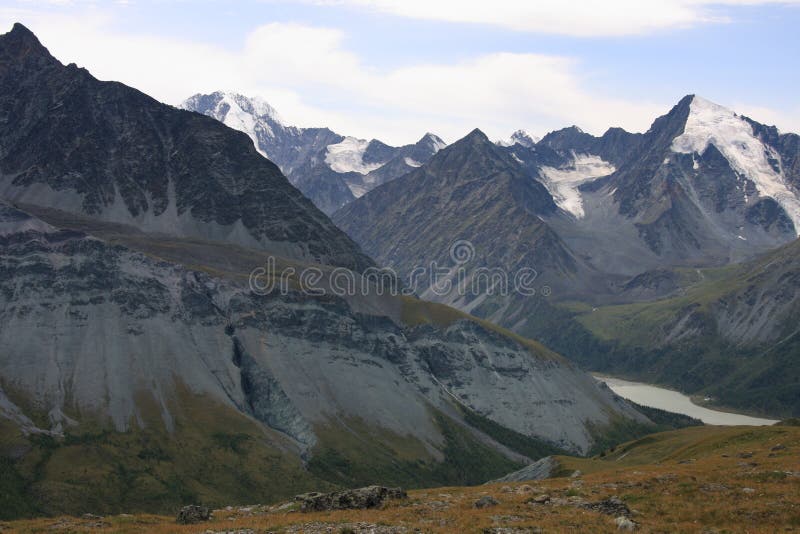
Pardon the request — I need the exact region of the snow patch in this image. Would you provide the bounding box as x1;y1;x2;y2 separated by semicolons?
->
181;92;285;159
347;182;368;198
196;92;286;158
404;157;422;168
424;133;447;152
672;96;800;235
325;137;384;175
538;153;616;218
219;95;268;151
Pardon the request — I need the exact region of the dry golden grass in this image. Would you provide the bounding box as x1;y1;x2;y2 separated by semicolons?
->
3;425;799;533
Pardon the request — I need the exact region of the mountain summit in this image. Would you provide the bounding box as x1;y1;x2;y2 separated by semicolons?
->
181;91;285;159
182;92;446;213
497;129;540;148
0;25;372;271
585;94;800;267
333;124;591;306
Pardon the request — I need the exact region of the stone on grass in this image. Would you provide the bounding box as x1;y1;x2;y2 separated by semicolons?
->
615;516;637;531
176;505;211;524
474;495;500;508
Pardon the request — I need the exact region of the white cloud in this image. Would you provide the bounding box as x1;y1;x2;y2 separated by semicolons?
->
0;6;796;146
315;0;800;37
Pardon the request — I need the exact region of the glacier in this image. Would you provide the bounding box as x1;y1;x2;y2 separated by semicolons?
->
672;95;800;235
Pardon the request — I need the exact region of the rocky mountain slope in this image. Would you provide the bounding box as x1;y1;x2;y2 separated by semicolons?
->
333;129;607;306
0;198;643;450
0;24;371;272
547;95;800;276
181;91;446;214
0;24;650;517
337;95;800;284
0;196;647;516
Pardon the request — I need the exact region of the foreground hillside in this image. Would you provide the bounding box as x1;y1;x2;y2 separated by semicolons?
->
3;423;799;533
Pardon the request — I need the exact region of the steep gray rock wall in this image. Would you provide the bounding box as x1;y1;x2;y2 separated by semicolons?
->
0;24;372;272
0;201;644;455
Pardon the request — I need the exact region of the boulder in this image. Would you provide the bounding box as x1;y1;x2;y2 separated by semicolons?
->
528;494;550;505
474;495;499;508
615;516;637;531
586;496;631;517
176;505;211;524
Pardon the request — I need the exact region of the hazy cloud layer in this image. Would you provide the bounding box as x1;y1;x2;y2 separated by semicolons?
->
313;0;800;36
1;2;798;144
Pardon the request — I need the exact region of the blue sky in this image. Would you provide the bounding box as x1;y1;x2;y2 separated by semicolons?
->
1;0;799;144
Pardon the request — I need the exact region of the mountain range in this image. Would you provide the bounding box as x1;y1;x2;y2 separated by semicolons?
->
0;23;657;518
333;93;800;415
181;80;800;416
181;91;447;214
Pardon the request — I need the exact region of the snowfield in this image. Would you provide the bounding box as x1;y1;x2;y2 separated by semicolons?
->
538;153;616;218
198;92;283;159
325;137;384;174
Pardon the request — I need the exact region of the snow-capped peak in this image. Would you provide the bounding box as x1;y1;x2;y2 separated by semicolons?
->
497;129;539;148
212;91;282;124
671;95;800;235
420;132;447;152
180;91;285;158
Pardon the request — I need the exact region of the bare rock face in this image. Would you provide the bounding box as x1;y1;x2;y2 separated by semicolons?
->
297;486;407;512
0;199;645;454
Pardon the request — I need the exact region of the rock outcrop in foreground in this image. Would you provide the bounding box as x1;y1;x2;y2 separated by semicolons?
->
297;486;407;512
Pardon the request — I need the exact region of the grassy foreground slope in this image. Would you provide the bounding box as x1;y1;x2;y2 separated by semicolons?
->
3;423;799;533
